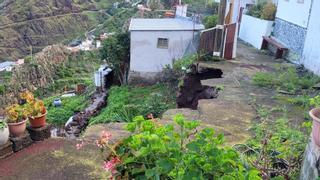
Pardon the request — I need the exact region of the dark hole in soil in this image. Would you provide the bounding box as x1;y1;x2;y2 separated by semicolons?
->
177;64;223;110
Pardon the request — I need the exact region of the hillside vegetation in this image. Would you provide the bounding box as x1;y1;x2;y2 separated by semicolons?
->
0;0;117;60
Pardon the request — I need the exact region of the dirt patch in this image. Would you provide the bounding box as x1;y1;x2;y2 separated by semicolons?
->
177;65;223;109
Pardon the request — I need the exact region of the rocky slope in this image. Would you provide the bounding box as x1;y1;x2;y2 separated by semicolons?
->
0;0;114;60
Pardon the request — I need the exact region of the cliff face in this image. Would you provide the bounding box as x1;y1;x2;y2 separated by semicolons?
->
0;0;111;60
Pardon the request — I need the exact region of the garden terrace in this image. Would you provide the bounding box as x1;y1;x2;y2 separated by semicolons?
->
0;42;317;179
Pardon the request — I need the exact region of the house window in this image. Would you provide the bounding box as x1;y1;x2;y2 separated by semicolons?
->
157;38;169;49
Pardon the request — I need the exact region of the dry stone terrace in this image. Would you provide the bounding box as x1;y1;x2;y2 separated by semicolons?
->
0;42;307;179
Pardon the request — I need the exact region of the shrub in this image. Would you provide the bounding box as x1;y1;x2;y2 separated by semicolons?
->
261;2;277;20
140;93;170;118
247;3;264;19
173;55;197;72
235;108;308;179
203;14;218;29
247;2;276;21
92;115;260;179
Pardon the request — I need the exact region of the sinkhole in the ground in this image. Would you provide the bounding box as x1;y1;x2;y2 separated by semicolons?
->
177;64;223;110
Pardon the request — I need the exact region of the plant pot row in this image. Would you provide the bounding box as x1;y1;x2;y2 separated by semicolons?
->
10;113;47;136
0;90;48;146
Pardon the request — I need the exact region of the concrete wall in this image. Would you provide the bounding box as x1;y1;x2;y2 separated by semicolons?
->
130;30;197;73
300;138;320;180
239;14;273;49
302;0;320;75
276;0;312;28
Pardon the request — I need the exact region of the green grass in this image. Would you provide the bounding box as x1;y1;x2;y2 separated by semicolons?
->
44;95;90;125
252;66;320;93
89;84;176;125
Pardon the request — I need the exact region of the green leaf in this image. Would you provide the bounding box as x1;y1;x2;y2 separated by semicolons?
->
186;141;200;152
145;168;157;178
156;159;174;173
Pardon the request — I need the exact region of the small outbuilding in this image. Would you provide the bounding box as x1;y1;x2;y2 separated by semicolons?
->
0;61;15;72
128;18;205;84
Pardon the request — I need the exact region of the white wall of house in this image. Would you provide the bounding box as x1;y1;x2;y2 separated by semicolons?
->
239;14;273;49
276;0;312;28
226;0;255;24
302;0;320;75
130;30;196;72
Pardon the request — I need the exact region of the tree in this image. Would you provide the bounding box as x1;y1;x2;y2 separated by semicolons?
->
100;33;130;85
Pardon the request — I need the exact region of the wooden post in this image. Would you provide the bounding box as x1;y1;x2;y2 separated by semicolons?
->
213;0;227;55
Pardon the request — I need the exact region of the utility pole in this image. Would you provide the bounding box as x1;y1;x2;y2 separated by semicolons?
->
30;45;33;61
213;0;227;56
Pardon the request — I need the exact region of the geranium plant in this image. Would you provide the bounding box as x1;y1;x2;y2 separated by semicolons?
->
80;115;260;179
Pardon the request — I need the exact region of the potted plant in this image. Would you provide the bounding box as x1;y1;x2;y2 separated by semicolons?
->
0;120;9;146
28;100;47;128
310;96;320;146
5;104;28;137
20;91;47;128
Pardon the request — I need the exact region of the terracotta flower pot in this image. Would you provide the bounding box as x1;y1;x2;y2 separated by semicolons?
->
310;108;320;147
29;113;47;128
0;122;9;146
8;119;28;137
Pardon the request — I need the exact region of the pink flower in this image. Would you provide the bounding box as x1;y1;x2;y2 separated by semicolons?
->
95;140;103;148
103;157;121;175
76;141;84;150
101;131;112;141
96;131;112;148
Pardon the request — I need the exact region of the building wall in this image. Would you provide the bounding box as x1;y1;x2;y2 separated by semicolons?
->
302;0;320;75
273;18;307;61
239;14;273;49
276;0;312;28
130;30;197;73
273;0;312;61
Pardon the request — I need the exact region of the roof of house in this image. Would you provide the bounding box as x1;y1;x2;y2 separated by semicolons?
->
0;61;14;69
129;18;205;31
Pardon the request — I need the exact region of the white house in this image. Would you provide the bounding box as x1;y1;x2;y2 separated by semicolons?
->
128;18;204;83
0;61;15;72
272;0;320;75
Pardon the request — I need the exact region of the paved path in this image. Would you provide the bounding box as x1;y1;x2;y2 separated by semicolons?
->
163;42;302;144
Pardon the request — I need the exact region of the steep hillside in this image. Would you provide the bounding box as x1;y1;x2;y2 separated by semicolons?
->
0;0;116;61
